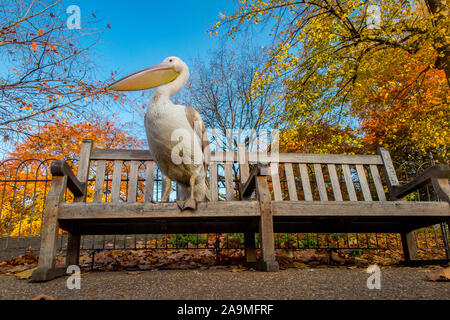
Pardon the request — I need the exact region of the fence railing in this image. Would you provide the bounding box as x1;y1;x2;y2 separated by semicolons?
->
0;157;448;257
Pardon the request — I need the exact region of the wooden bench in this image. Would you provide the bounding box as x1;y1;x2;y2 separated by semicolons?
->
32;140;450;281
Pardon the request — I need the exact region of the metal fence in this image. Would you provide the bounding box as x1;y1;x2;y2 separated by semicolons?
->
0;157;448;258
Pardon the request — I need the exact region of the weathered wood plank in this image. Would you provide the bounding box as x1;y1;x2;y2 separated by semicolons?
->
211;152;383;165
225;162;234;201
50;160;84;197
377;147;400;198
240;165;262;200
342;165;357;201
238;145;257;263
392;164;450;200
209;162;218;202
92;148;383;165
328;164;343;201
93;160;106;203
356;165;372;201
144;161;155;202
284;163;298;201
67;139;92;267
370;165;387;201
127;161;139;203
91;149;153;161
238;143;250;182
401;231;418;261
32;175;68;281
432;177;450;204
110;160;123;203
271;201;450;216
59;201;261;219
271;163;283;201
255;175;279;271
313;164;328;201
299;163;313;201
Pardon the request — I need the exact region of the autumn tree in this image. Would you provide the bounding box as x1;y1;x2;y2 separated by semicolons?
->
0;0;122;142
211;0;449;161
1;116;142;237
354;48;449;164
183;38;283;151
8;116;142;160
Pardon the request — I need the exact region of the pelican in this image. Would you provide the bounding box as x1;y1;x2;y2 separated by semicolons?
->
107;56;210;210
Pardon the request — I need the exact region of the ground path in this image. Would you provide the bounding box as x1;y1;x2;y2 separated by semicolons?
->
0;267;448;300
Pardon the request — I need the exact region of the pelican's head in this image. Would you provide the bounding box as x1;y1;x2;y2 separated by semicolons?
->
107;56;188;91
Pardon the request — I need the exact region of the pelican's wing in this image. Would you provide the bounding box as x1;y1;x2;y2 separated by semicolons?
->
185;107;210;172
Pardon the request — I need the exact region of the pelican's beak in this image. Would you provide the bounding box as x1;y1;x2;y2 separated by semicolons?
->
107;62;179;91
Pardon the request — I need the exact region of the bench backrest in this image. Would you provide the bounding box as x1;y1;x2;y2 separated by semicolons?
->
79;140;397;203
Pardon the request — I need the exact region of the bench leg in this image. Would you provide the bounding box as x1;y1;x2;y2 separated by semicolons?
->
66;233;81;266
441;221;450;261
255;176;279;272
244;232;257;263
32;176;68;282
258;211;279;272
401;230;418;263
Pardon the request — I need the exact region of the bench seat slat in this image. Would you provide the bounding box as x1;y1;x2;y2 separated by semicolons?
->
342;164;357;201
314;164;328;201
285;163;298;201
127;161;139;203
58;201;449;219
271;163;283;201
59;201;260;219
356;165;373;201
370;165;387;201
110;160;123;203
144;161;155;202
299;164;313;201
210;162;218;202
272;201;450;216
225;162;234;200
93;160;106;203
328;164;343;201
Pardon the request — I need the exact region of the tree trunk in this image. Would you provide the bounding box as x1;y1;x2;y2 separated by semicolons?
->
425;0;450;85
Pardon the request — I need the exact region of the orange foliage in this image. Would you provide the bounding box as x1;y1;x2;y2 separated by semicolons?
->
9;116;142;160
353;49;449;163
1;117;143;237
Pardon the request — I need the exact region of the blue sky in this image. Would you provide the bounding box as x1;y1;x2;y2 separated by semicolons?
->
75;0;238;77
69;0;243;142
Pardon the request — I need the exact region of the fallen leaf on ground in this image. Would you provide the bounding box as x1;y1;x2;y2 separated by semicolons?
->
426;267;450;282
115;291;128;297
15;267;36;280
32;294;54;300
293;262;308;268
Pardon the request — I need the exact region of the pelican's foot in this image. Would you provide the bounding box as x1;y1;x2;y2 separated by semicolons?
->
176;199;197;211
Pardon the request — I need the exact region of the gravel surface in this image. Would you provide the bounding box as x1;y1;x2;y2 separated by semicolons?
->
0;267;448;300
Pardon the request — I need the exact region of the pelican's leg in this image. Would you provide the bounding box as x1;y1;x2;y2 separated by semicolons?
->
181;175;197;210
161;176;172;202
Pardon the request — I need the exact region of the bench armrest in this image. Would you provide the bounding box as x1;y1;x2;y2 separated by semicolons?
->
391;164;450;202
240;164;269;199
50;160;85;197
